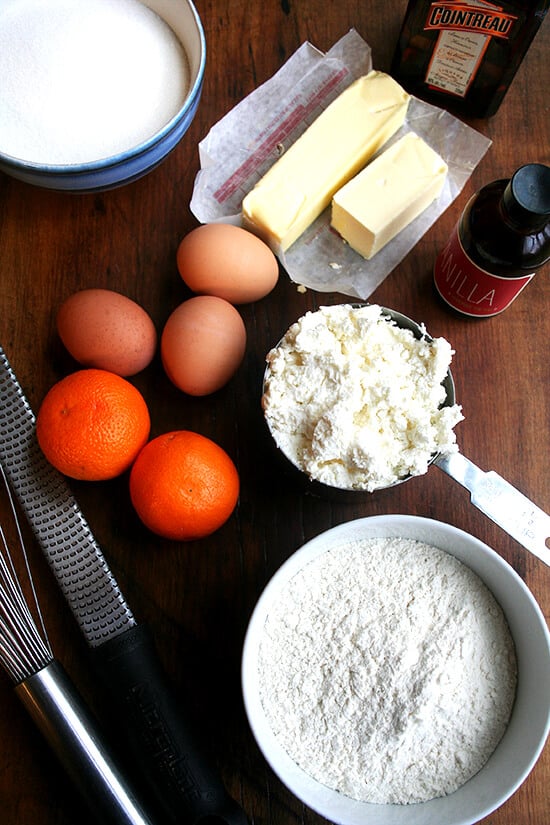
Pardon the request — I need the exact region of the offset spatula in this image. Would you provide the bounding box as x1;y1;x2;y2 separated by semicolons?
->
0;346;247;825
372;308;550;567
434;452;550;567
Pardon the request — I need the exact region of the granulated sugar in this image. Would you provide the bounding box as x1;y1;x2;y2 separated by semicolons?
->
0;0;190;164
258;537;517;804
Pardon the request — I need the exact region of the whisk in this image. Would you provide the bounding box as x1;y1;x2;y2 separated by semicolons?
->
0;461;155;825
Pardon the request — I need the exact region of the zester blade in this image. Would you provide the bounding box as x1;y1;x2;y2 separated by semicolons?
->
0;347;135;645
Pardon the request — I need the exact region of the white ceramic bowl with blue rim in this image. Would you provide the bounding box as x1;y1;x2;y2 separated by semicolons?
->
242;514;550;825
0;0;206;192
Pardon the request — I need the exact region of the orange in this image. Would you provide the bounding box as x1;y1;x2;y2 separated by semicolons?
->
36;368;150;481
129;430;239;541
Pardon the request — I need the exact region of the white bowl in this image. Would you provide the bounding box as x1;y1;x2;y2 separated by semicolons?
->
0;0;205;192
242;515;550;825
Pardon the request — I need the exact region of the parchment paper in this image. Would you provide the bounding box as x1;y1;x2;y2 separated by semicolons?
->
190;29;492;299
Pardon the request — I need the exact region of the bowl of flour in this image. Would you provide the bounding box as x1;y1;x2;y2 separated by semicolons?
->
0;0;206;191
262;303;463;495
242;515;550;825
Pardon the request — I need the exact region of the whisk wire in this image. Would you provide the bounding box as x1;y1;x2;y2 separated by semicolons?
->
2;459;50;641
0;464;52;683
0;459;155;823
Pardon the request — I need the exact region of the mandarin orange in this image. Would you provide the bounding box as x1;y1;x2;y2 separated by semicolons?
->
129;430;239;541
36;368;150;481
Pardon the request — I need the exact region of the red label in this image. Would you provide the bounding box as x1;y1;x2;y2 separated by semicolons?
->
434;224;534;317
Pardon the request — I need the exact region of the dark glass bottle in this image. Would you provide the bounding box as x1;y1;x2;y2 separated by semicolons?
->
434;164;550;317
391;1;549;118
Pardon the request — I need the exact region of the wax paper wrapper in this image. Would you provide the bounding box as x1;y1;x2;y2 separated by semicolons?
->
190;29;491;300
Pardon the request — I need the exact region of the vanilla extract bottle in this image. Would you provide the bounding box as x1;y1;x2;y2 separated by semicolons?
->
391;0;549;118
434;164;550;317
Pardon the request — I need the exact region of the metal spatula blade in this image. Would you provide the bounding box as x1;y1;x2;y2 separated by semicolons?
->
435;452;550;566
373;308;550;567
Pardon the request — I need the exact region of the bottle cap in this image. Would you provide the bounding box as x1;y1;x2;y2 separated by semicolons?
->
503;164;550;229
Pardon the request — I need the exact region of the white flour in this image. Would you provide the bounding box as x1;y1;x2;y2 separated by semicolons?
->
258;538;517;804
0;0;190;164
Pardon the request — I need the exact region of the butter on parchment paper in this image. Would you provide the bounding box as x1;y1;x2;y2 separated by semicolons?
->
331;132;448;260
242;71;410;252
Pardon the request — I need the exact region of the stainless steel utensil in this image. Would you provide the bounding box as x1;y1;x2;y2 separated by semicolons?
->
386;308;550;565
391;308;550;566
0;347;248;825
433;453;550;565
0;462;154;825
263;305;550;566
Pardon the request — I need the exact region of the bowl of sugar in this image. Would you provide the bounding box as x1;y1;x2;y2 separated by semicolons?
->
242;515;550;825
0;0;205;191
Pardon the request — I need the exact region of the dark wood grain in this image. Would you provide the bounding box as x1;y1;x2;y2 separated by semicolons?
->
0;2;548;823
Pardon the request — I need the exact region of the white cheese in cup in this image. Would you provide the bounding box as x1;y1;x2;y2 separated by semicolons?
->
262;304;463;491
0;0;190;165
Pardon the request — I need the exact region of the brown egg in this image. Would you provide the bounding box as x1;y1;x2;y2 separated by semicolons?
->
176;223;279;304
161;295;246;395
56;288;157;377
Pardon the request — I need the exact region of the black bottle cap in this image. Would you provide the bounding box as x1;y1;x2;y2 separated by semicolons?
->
502;163;550;229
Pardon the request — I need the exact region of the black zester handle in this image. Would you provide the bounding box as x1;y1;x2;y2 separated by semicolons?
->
92;624;248;825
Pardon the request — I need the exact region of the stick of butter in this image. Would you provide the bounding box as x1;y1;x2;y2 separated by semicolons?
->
331;131;448;260
241;71;410;252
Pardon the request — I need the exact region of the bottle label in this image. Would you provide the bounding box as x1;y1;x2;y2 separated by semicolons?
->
423;1;519;97
434;223;534;317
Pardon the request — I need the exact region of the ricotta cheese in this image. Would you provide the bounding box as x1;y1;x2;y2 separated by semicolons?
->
258;537;517;804
262;304;463;490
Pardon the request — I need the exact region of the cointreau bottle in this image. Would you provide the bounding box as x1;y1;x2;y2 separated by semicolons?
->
391;0;549;118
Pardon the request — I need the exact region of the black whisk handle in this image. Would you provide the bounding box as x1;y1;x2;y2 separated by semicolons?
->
15;659;155;825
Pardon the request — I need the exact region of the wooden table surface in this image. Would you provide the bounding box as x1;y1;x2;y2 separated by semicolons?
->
0;1;548;823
